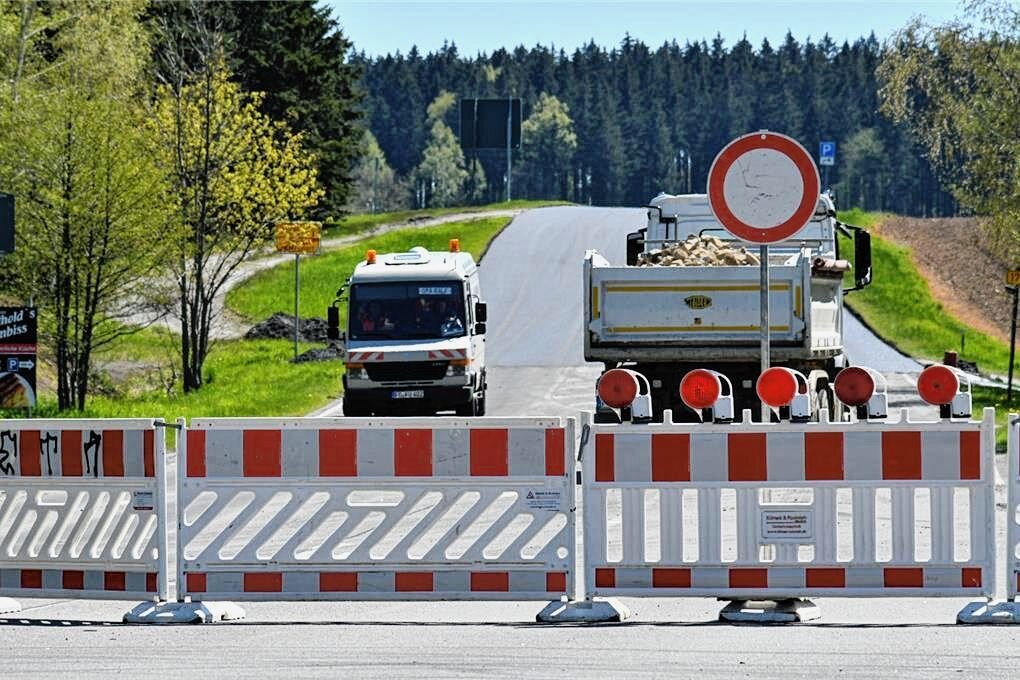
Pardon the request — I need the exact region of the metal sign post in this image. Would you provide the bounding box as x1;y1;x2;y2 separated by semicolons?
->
759;244;770;420
707;131;820;422
274;222;323;361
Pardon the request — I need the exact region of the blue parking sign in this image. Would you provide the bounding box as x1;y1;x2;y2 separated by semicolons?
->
819;141;836;166
6;357;16;372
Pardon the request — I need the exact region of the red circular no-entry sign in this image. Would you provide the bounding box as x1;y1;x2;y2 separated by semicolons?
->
707;131;820;244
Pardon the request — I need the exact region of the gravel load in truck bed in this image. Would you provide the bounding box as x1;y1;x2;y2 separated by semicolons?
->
637;234;761;266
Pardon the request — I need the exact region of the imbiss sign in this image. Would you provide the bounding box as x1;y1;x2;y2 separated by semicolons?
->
0;306;37;408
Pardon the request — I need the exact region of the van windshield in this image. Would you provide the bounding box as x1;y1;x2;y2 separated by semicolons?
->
350;281;466;340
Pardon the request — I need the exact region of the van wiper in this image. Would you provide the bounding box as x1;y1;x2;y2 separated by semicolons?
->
355;331;395;339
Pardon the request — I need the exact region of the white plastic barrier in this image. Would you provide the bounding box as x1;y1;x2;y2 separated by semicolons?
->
177;417;574;610
0;419;169;614
580;408;996;621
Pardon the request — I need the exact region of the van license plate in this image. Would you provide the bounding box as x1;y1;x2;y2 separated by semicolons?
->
391;390;424;399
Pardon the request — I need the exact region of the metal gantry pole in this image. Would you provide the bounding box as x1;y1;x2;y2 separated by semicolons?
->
760;244;770;423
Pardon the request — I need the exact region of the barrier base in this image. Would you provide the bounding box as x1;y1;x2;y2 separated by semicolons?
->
123;600;246;624
536;598;631;623
956;600;1020;624
0;597;21;615
719;598;820;624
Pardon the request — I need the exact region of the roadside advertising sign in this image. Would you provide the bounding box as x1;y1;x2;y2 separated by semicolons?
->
0;306;37;408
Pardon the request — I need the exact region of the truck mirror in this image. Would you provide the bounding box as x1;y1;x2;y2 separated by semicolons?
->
327;306;340;341
475;301;487;323
854;230;872;288
474;322;487;335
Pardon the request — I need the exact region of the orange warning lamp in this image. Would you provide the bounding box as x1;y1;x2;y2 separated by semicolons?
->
679;369;721;410
917;364;958;405
597;369;639;408
833;367;874;407
449;239;461;252
365;249;377;264
756;367;799;408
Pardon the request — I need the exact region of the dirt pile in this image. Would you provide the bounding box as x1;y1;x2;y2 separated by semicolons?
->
293;346;343;363
878;216;1012;344
245;313;329;343
638;235;761;267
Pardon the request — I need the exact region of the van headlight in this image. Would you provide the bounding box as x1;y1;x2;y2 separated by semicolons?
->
446;364;466;377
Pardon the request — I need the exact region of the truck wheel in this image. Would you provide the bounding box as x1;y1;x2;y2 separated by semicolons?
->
342;398;370;417
476;395;486;417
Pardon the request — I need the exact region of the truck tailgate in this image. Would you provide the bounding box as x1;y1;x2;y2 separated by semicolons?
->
587;254;808;346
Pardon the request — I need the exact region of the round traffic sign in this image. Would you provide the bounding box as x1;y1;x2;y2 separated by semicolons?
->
707;131;820;244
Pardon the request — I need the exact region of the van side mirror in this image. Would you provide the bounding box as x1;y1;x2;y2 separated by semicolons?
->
327;305;340;341
474;322;487;335
475;301;487;323
853;230;872;289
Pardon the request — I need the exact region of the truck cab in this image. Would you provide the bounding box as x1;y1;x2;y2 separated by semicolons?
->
328;241;487;416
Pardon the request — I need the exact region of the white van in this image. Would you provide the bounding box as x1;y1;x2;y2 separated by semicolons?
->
327;240;487;416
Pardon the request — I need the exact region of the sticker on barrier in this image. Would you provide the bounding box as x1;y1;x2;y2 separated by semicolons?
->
177;417;575;604
0;419;169;611
580;408;996;620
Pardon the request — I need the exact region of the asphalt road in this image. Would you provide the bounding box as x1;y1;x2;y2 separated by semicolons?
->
6;206;1015;679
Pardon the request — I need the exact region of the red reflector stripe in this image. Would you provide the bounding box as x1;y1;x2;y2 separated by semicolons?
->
319;429;357;476
546;572;567;593
651;433;690;482
470;572;509;592
804;432;844;480
187;573;207;593
104;572;126;591
187;430;206;478
62;570;84;590
594;568;615;588
61;431;83;477
146;573;158;593
882;431;922;480
729;568;768;589
395;430;432;476
470;429;508;476
884;567;923;588
805;568;845;588
143;430;155;478
961;567;982;588
19;431;41;476
21;570;42;589
102;430;124;477
320;572;358;592
545;428;565;476
244;572;283;592
652;568;691;588
595;434;615;482
243;430;282;477
960;431;981;480
727;433;766;481
395;572;433;592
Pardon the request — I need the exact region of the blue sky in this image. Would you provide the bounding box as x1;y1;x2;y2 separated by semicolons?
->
331;1;967;57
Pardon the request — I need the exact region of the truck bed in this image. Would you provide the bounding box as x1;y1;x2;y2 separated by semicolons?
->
584;249;842;363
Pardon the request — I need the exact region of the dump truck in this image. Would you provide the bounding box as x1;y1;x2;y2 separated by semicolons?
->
327;240;488;416
584;192;872;421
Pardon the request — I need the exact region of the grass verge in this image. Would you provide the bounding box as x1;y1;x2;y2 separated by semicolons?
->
228;216;511;322
837;208;1013;375
328;200;566;237
839;208;1015;448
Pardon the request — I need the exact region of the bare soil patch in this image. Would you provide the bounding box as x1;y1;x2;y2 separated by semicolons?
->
877;216;1014;345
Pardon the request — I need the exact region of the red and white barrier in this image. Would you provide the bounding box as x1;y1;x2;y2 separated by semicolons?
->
0;419;169;616
579;406;996;622
176;417;574;613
